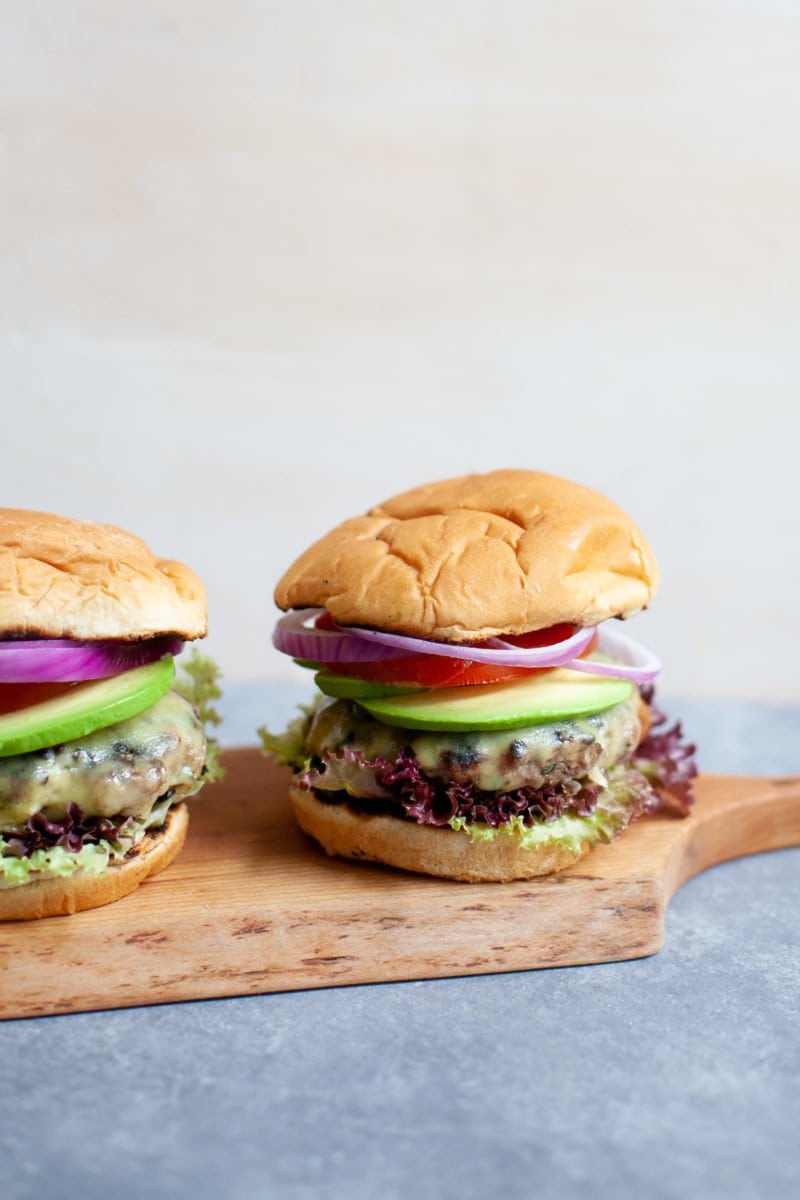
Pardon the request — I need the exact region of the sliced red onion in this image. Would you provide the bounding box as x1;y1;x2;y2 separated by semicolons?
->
565;624;661;683
273;609;415;664
340;618;596;666
275;608;660;682
0;636;183;683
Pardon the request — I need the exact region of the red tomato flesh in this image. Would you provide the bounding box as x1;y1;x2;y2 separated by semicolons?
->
332;657;539;688
0;682;78;718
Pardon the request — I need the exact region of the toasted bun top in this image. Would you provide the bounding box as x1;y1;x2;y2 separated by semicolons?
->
0;509;207;641
275;470;658;640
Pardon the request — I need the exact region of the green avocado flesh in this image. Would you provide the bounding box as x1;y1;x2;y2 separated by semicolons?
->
0;656;176;758
356;668;633;732
314;670;424;700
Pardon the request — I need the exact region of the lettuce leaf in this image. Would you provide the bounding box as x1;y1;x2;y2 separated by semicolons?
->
259;707;314;770
174;650;225;782
450;761;656;852
0;795;174;889
2;801;124;858
0;842;116;888
635;686;697;814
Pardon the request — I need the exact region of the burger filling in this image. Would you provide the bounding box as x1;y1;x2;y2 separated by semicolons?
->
264;688;696;854
0;691;207;888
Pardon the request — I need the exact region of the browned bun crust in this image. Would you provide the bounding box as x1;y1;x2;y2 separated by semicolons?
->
290;787;588;882
275;470;658;641
0;802;188;921
0;509;207;641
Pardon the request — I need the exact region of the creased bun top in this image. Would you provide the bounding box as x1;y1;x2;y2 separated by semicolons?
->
0;509;207;641
275;470;659;641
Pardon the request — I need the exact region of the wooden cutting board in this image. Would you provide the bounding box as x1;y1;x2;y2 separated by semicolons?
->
1;750;798;1020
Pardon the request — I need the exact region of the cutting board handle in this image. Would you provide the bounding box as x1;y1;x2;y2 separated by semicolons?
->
664;774;800;899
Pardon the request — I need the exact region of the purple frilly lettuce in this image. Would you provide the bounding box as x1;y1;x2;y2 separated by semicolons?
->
298;747;611;828
635;685;698;815
1;803;125;860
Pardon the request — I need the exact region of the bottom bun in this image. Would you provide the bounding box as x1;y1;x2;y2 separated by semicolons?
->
290;787;589;883
0;802;189;921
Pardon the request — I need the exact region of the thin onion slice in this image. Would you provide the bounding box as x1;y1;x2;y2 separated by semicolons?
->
273;610;415;664
0;636;183;684
334;617;596;667
565;624;661;683
274;609;660;682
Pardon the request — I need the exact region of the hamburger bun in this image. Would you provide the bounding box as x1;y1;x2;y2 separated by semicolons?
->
0;509;207;641
0;801;189;921
290;786;585;882
275;469;658;641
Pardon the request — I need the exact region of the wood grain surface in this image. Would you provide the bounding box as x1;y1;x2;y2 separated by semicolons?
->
2;751;798;1020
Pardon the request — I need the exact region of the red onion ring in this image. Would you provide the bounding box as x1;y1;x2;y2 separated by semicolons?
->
273;610;415;664
0;636;184;683
344;619;596;666
565;625;661;683
276;608;596;667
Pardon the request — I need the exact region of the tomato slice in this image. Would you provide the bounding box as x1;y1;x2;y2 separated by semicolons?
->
499;624;578;648
322;615;597;690
0;682;79;718
332;656;540;689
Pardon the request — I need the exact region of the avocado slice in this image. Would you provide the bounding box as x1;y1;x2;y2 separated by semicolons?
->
0;656;176;758
356;668;634;732
315;670;425;700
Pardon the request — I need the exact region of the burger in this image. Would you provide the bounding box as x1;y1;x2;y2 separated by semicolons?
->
0;509;220;920
262;470;696;882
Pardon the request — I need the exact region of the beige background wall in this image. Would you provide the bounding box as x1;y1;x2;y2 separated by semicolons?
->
1;3;798;700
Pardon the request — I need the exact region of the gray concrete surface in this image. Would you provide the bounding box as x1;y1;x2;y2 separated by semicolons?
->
1;685;798;1200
